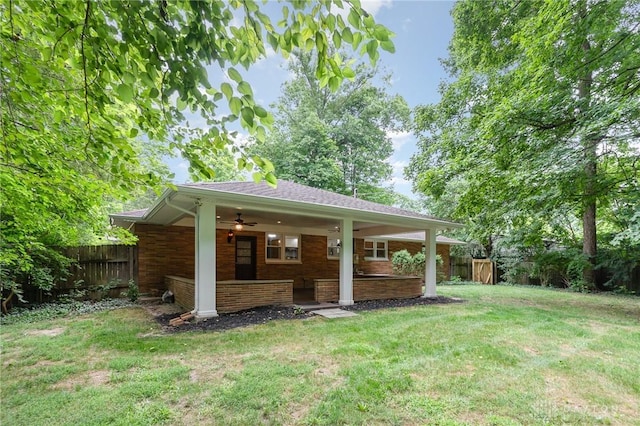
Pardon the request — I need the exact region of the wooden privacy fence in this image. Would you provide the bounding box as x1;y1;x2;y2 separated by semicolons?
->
61;245;137;295
472;259;495;284
450;256;472;281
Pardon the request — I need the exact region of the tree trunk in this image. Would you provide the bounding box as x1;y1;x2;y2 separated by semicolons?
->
578;34;597;288
582;159;597;287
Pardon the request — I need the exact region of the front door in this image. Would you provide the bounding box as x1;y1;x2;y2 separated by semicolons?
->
235;236;257;280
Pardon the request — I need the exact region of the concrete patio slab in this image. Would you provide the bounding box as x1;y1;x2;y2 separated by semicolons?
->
294;302;340;312
310;308;358;318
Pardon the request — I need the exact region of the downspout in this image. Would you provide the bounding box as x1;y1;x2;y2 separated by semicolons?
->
164;197;197;217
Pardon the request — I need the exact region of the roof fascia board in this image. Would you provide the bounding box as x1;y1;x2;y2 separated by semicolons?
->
139;188;176;222
176;186;462;230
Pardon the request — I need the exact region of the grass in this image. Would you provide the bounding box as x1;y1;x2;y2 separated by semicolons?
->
1;285;639;425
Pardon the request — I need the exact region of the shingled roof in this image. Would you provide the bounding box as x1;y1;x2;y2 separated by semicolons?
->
180;180;440;221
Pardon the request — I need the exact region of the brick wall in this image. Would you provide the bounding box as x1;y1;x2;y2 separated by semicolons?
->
135;224;452;295
165;275;195;310
315;277;422;303
437;244;451;281
165;275;292;313
355;238;451;281
135;224;195;295
217;280;293;313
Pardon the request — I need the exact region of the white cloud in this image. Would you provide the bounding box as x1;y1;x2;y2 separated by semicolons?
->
390;159;410;185
402;18;412;32
332;0;393;20
387;130;412;151
361;0;393;17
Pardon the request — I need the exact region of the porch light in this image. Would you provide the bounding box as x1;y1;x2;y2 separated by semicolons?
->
227;229;234;243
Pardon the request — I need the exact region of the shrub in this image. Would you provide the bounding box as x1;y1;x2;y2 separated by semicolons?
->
126;280;139;302
391;249;444;281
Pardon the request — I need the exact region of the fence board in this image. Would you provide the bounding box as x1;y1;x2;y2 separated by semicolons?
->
61;245;135;293
450;256;472;281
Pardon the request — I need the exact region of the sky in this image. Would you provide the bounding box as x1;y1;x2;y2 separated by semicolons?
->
169;0;456;198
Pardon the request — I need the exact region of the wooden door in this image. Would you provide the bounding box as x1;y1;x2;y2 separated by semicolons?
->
235;236;257;280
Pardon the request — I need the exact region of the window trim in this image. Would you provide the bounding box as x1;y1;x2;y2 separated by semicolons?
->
265;232;302;263
364;239;388;261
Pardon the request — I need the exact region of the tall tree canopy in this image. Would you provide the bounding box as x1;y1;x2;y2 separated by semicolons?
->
407;0;639;288
1;0;394;304
250;51;410;203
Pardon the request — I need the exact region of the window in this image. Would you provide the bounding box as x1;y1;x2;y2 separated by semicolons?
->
266;233;300;262
364;239;387;260
327;238;341;259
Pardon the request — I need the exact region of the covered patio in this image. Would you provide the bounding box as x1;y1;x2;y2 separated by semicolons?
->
111;181;462;318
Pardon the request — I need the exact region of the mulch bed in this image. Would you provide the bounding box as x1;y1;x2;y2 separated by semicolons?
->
155;296;463;333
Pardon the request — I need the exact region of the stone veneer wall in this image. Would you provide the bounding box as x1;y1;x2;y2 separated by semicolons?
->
165;275;293;313
315;277;422;303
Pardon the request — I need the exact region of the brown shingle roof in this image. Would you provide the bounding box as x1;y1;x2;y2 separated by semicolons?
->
181;180;440;221
114;208;148;218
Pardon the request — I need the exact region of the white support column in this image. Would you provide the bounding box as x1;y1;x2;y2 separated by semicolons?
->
423;228;437;298
193;201;218;318
339;218;354;306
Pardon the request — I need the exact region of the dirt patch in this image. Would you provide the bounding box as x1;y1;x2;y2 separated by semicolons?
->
25;327;65;337
544;375;589;412
52;369;110;391
142;303;184;317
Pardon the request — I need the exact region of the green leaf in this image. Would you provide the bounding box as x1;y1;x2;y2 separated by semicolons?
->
177;97;188;111
328;76;340;92
221;82;233;100
254;105;268;118
252;171;262;183
342;27;353;43
366;40;378;60
238;81;253;97
123;72;136;84
342;67;355;78
332;30;342;49
380;40;395;53
116;84;134;103
374;24;391;41
347;9;360;29
228;67;242;83
241;107;254;127
255;125;266;142
265;171;278;187
229;97;242;115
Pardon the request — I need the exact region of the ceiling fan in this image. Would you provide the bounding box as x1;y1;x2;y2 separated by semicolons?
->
221;213;257;231
328;226;360;233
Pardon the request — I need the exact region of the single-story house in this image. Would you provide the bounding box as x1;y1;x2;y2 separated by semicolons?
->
110;181;463;318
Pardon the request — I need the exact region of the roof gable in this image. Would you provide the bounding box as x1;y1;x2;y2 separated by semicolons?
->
181;181;439;221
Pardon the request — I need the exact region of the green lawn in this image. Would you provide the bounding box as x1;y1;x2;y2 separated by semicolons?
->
2;285;639;425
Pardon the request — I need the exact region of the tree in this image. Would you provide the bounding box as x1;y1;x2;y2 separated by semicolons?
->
1;0;395;306
407;0;640;288
250;50;410;203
